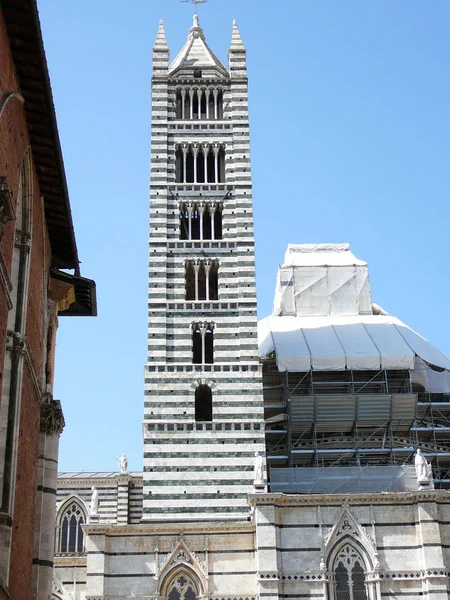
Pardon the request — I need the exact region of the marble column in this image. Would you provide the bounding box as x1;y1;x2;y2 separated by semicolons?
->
31;398;65;600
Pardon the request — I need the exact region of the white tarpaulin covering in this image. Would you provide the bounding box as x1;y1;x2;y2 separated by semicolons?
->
274;244;373;317
258;315;450;373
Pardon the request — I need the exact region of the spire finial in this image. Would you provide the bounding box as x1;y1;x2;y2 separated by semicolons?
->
230;19;245;50
189;11;205;40
153;19;168;50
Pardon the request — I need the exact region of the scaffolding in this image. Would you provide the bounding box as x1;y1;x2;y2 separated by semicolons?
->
263;360;450;491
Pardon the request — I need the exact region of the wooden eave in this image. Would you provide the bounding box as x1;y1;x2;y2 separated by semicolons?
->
1;0;79;269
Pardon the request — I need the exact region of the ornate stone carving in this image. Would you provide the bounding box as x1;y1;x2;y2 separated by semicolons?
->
40;399;65;435
323;504;377;560
53;572;74;600
155;539;208;584
14;229;31;251
0;177;15;242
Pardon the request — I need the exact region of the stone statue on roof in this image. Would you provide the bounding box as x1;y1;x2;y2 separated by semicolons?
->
90;487;99;515
118;453;128;473
253;451;265;485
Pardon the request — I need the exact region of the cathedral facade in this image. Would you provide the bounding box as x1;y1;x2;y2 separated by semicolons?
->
53;17;450;600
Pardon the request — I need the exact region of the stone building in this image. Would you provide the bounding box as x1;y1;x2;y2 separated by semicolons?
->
0;1;96;598
53;16;450;600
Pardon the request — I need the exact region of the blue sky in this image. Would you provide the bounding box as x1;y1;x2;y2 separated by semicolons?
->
38;0;450;472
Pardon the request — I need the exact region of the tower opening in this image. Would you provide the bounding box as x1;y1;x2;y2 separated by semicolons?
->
185;262;195;300
209;261;218;300
191;204;200;239
186;149;194;183
180;203;189;240
207;151;215;183
176;90;183;118
203;204;212;239
192;90;199;120
218;146;225;182
200;90;207;119
205;325;214;364
217;89;224;119
192;324;202;364
208;93;215;120
198;261;206;299
176;147;184;183
197;148;205;183
214;205;223;239
195;385;212;422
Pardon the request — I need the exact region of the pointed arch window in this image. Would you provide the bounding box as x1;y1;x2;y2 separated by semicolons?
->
179;202;222;241
192;322;214;364
330;544;368;600
176;144;225;184
185;260;218;301
165;572;198;600
175;86;223;121
56;500;87;554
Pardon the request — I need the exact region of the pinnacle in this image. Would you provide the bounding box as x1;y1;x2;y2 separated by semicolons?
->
230;19;245;49
189;13;205;40
153;19;168;50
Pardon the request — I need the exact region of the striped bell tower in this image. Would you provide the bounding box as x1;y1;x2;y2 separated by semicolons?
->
142;16;265;522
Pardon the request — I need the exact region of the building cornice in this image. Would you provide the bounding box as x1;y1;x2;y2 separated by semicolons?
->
248;490;450;507
83;520;255;536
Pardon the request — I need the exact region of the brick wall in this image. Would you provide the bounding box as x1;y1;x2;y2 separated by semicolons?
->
0;7;54;597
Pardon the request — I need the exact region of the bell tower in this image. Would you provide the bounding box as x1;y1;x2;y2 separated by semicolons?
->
143;16;265;522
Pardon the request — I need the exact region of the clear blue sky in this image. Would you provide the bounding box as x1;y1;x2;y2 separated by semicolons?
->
38;0;450;472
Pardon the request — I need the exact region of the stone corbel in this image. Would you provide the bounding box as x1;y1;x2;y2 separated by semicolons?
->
40;398;65;435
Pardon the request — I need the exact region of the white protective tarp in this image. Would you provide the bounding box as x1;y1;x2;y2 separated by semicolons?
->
258;314;450;374
411;357;450;393
274;244;373;318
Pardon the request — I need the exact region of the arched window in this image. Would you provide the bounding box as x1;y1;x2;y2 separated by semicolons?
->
331;544;368;600
195;385;212;422
218;145;225;183
192;322;214;364
164;571;198;600
179;201;222;241
176;144;225;185
56;500;87;554
185;260;219;302
185;261;195;300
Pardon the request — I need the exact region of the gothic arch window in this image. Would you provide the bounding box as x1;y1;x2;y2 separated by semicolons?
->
195;384;212;422
56;499;87;554
185;260;219;302
192;322;214;364
161;570;199;600
179;202;222;241
330;543;369;600
174;86;223;121
176;144;225;185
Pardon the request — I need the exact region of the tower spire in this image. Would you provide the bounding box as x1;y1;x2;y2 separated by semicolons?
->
153;19;168;50
230;19;245;50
